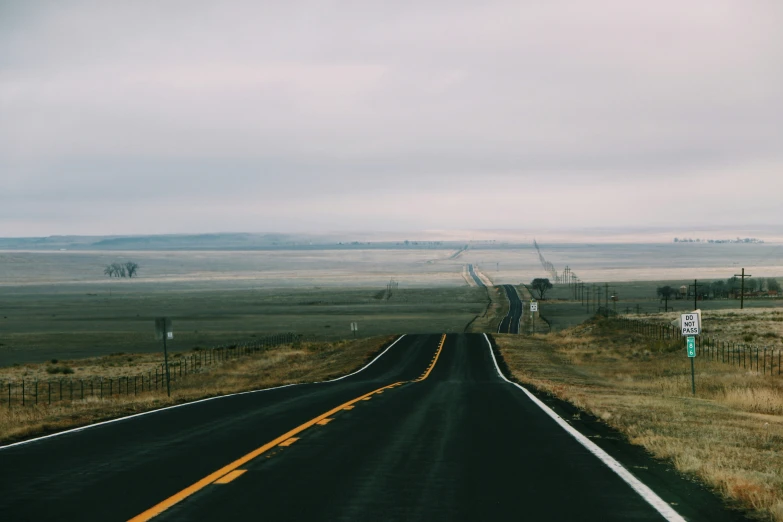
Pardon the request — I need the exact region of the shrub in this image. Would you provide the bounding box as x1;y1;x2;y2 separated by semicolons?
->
46;365;74;375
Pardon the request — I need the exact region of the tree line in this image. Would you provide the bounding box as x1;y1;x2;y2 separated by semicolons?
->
104;262;139;278
657;277;780;301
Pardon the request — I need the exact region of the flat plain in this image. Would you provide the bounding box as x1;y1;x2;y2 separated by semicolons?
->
0;248;491;365
2;242;782;364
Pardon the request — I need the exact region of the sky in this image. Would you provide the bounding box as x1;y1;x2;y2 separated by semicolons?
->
1;1;782;237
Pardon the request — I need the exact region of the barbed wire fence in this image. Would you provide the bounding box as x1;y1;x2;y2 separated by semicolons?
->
614;316;780;376
0;332;298;408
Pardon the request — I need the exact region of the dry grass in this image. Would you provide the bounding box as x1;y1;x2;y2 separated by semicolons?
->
466;286;506;333
628;309;783;348
0;351;174;382
497;317;783;521
0;335;395;445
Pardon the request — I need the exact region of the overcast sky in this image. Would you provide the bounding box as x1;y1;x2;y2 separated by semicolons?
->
1;1;781;237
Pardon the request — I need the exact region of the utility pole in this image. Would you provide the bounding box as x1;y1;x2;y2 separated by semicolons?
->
604;282;609;316
734;268;752;309
586;287;591;312
688;279;704;310
596;285;602;315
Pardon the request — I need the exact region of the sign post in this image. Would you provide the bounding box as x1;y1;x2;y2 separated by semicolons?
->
155;318;173;397
681;312;700;396
530;301;538;333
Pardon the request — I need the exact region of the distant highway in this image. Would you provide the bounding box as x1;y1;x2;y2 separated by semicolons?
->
466;263;485;287
497;284;523;334
0;334;744;521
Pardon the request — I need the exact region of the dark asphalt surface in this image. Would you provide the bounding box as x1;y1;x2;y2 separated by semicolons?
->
497;284;523;334
466;264;484;287
0;334;747;522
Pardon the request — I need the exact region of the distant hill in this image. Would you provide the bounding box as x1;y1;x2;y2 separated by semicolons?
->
0;233;465;251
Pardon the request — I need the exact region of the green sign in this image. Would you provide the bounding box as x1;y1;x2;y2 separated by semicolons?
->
686;336;696;358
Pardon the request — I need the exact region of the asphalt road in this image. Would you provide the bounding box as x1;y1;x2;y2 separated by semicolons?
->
0;334;746;522
497;284;523;334
466;264;484;287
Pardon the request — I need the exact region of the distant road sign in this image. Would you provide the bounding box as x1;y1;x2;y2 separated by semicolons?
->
155;317;173;340
350;322;358;331
686;336;696;357
681;313;700;336
530;302;538;312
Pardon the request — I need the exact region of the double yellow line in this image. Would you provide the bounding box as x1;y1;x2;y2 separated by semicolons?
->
416;334;446;381
129;334;447;521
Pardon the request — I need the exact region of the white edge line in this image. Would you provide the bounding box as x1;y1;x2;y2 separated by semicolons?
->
0;335;407;451
482;333;685;522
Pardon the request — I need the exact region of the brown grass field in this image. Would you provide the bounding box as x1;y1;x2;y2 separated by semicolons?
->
497;312;783;521
625;308;783;349
0;335;395;445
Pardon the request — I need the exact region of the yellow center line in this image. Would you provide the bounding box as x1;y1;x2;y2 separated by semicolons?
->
278;437;298;447
316;418;334;426
128;334;448;521
214;470;247;484
416;334;446;382
127;381;400;522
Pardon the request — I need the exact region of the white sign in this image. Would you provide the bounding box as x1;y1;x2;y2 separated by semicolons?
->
530;302;538;312
681;312;701;336
154;317;173;341
350;322;358;331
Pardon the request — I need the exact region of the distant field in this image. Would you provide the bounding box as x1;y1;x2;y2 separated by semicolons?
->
2;243;781;365
0;249;468;287
0;284;488;365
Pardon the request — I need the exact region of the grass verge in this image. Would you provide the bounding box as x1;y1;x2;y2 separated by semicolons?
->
0;335;395;446
496;318;783;521
465;285;506;333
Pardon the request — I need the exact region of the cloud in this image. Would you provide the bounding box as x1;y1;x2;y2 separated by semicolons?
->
1;0;782;236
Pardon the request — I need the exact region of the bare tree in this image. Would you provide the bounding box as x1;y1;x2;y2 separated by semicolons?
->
125;262;139;278
104;263;129;278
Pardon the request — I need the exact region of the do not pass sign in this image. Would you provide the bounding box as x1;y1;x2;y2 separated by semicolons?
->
681;313;701;336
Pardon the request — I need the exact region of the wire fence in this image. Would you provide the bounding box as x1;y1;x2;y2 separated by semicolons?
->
0;333;298;408
616;317;780;376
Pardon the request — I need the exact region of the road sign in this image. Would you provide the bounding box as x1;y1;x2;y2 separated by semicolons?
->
530;302;538;312
154;317;173;397
681;312;700;336
154;317;173;340
686;336;696;357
